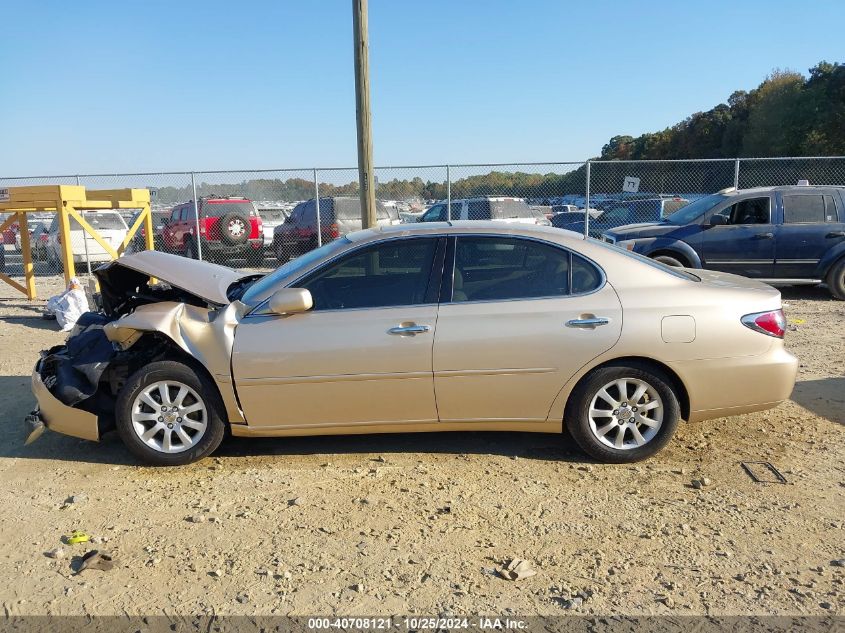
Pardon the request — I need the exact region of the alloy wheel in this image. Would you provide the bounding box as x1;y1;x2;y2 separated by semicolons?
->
587;377;663;450
130;380;208;454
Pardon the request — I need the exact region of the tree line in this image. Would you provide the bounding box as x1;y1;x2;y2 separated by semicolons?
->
600;61;845;160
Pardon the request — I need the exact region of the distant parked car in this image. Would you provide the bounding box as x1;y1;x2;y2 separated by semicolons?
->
161;196;264;264
257;207;291;261
273;197;395;261
127;211;170;253
46;211;130;266
553;197;690;237
16;221;50;260
552;204;581;215
602;185;845;299
419;197;551;225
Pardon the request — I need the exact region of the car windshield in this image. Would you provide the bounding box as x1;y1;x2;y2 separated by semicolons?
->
665;194;727;225
240;237;352;304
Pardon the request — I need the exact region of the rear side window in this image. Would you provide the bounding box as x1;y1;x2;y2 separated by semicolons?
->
451;236;602;302
782;194;832;224
71;213;127;230
489;200;533;219
467;201;490;220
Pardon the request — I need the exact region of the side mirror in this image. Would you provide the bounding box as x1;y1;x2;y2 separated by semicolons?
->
267;288;313;315
709;214;728;226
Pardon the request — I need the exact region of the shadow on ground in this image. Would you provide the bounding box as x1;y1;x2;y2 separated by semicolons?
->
0;374;583;466
791;376;845;425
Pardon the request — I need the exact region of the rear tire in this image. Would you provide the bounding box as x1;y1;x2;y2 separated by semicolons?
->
115;360;226;466
653;254;685;267
565;363;680;463
826;258;845;300
184;239;197;260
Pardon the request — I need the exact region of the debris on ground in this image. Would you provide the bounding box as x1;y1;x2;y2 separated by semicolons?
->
77;550;114;573
44;548;65;560
498;558;537;581
63;530;90;545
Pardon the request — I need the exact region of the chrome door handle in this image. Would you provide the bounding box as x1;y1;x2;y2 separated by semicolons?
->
566;317;609;329
826;231;845;238
753;232;774;240
388;324;430;336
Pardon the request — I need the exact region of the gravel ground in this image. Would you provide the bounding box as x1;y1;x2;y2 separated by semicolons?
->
0;271;842;618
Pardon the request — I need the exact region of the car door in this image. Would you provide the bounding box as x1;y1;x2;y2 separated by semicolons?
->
433;235;622;423
232;236;445;430
701;194;775;277
774;191;845;278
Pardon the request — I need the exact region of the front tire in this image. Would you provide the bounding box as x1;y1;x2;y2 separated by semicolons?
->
653;254;685;267
826;258;845;300
115;360;226;466
565;364;680;463
184;239;197;260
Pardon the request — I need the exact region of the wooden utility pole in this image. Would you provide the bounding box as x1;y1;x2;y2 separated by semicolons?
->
353;0;376;228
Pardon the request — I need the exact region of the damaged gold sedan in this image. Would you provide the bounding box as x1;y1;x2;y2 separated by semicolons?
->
27;223;798;465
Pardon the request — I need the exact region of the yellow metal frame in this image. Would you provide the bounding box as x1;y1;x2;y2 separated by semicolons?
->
0;185;153;299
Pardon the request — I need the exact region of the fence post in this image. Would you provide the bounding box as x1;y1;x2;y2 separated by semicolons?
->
446;165;451;221
314;168;322;247
75;175;81;186
734;158;741;190
190;172;203;261
584;161;591;239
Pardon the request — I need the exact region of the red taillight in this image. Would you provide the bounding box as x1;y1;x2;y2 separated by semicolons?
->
328;223;340;239
741;309;786;338
39;234;48;243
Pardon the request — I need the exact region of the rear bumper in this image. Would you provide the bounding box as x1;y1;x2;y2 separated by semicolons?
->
670;346;798;423
30;362;99;441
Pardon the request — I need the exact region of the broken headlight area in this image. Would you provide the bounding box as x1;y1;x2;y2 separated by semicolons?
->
38;312;121;425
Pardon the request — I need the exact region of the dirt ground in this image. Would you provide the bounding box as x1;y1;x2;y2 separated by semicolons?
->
0;270;842;618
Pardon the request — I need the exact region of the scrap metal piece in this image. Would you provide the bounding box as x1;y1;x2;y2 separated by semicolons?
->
740;461;787;484
24;411;46;445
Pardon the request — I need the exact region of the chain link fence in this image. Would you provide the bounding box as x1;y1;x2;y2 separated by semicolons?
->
2;157;844;298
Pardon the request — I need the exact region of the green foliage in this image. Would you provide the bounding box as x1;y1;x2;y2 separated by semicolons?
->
600;62;845;160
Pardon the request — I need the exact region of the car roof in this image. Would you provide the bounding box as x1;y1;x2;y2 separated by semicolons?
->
346;220;584;244
726;185;845;196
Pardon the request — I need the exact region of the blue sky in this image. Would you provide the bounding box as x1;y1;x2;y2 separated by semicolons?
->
1;0;842;175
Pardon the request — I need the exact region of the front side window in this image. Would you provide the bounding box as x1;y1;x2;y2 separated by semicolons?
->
714;197;770;225
299;238;438;310
451;236;601;302
783;194;827;224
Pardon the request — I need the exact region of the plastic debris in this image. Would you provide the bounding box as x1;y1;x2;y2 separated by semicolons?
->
77;550;114;573
498;558;537;581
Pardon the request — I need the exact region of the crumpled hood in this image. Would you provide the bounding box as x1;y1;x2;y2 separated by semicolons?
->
95;251;254;306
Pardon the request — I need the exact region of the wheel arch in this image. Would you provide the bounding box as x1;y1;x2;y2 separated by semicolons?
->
558;356;691;429
649;249;692;267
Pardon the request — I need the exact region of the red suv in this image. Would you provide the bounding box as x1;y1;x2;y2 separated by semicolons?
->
161;196;264;264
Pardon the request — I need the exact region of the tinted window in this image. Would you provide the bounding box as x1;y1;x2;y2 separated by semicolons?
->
300;238;438;310
824;195;839;222
489;199;534;219
783;195;826;224
467;200;490;220
572;254;603;293
201;201;254;218
715;197;770;225
452;237;600;302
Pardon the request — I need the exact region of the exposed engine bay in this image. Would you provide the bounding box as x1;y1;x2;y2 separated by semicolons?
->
33;252;260;439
